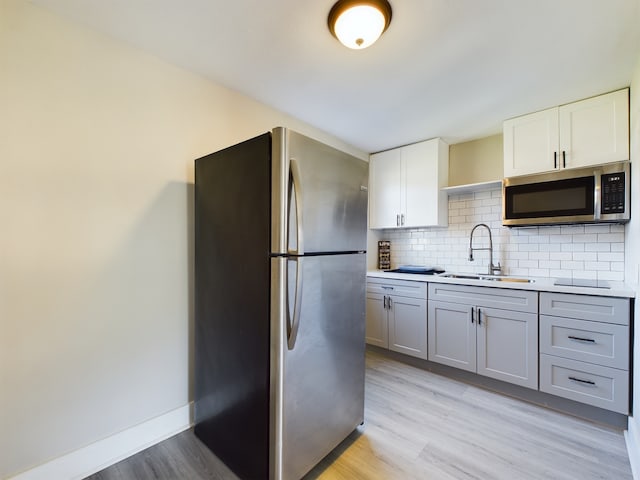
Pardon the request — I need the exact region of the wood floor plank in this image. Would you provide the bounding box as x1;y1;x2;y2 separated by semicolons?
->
85;349;632;479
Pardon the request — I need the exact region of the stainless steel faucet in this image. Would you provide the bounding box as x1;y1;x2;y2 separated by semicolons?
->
469;223;502;276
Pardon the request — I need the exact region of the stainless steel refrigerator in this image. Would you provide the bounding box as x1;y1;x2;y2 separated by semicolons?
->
194;127;368;480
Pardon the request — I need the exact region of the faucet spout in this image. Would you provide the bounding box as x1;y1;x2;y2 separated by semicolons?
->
469;223;501;276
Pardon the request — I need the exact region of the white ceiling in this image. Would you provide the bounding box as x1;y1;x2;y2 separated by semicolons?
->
30;0;640;153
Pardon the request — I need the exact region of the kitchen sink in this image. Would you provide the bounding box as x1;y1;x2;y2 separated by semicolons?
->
441;273;534;283
482;276;534;283
441;273;482;280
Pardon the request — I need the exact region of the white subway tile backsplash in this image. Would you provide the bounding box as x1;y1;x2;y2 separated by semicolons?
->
550;252;573;261
598;233;625;242
529;268;550;277
539;260;561;269
530;252;550;261
585;243;611;252
584;261;610;271
584;224;611;234
561;243;585;252
561;261;585;270
598;270;625;281
561;225;585;235
520;260;539;269
380;187;626;281
611;243;625;252
572;234;598;243
611;262;625;272
573;252;598;261
598;252;625;262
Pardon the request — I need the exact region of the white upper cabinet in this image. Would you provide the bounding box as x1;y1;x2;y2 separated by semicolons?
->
503;107;559;177
369;138;448;229
503;88;629;177
558;89;629;169
368;148;402;229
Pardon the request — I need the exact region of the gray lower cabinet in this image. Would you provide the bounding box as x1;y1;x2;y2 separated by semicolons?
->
539;292;630;414
428;283;538;389
366;279;428;359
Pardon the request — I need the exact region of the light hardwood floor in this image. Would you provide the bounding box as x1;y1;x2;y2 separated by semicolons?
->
86;349;632;479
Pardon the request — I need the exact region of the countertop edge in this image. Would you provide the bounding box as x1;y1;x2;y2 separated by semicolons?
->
366;270;636;298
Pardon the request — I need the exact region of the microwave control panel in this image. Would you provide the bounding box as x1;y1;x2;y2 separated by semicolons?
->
601;172;625;214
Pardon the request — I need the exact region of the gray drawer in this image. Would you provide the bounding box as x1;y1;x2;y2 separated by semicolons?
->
428;283;537;313
539;354;629;414
540;292;629;325
540;315;629;370
367;279;427;299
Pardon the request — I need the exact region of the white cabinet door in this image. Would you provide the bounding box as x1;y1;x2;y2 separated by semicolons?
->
365;292;388;348
388;295;427;359
558;89;629;169
403;139;448;227
503;107;559;177
428;300;476;372
476;307;538;389
369;149;402;228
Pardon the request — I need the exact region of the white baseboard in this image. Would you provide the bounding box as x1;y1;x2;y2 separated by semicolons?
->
10;403;192;480
626;416;640;480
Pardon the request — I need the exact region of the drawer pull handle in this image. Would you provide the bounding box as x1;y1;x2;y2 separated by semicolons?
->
568;335;595;343
568;376;596;386
382;286;394;290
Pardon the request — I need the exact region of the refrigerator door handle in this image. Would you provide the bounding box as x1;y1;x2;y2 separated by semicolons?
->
287;256;304;350
289;158;305;255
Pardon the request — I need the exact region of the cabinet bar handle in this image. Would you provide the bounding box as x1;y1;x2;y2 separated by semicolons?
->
568;376;596;386
388;297;392;309
383;295;388;309
568;335;595;343
401;214;405;226
396;214;400;226
381;286;394;290
554;151;557;169
477;307;482;326
471;306;475;324
562;150;566;168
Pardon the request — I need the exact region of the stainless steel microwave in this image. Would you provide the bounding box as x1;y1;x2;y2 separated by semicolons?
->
502;161;630;226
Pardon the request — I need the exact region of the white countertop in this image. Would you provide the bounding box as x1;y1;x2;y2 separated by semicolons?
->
367;270;636;298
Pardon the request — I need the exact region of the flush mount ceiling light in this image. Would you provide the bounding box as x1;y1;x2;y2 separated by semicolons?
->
328;0;392;50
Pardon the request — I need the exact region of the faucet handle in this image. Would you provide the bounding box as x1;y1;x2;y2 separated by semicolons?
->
492;262;502;275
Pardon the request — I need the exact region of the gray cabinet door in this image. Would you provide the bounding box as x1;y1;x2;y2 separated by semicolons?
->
365;292;388;348
476;307;538;389
428;300;476;372
388;295;427;359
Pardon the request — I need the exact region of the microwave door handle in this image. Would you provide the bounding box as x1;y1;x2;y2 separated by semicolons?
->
594;172;602;221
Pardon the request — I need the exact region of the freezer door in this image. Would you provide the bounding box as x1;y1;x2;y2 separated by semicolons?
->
271;127;368;255
270;253;366;480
